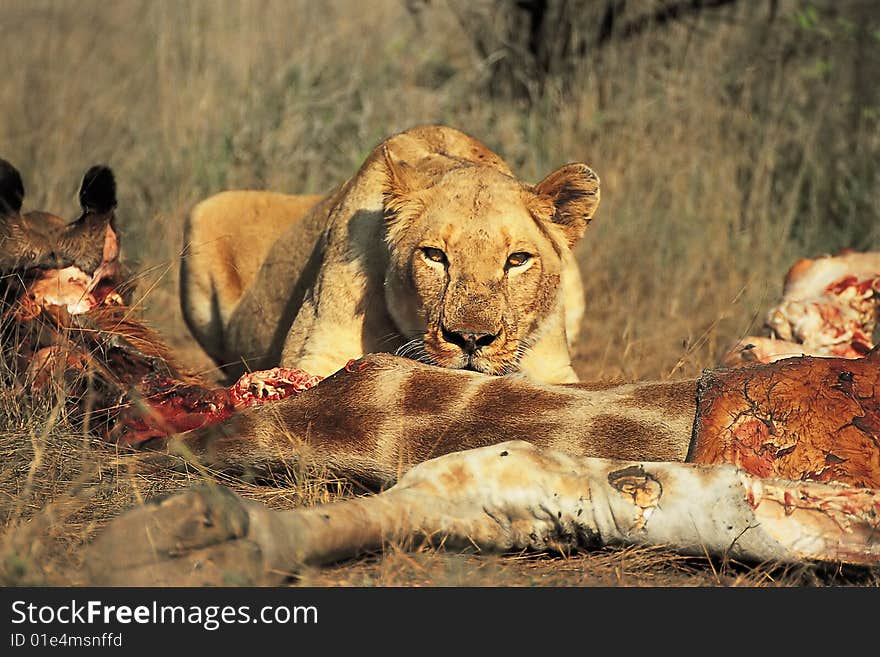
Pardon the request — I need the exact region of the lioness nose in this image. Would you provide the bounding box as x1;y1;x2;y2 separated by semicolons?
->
441;326;498;353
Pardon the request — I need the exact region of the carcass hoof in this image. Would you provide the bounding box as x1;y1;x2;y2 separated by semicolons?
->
85;485;285;586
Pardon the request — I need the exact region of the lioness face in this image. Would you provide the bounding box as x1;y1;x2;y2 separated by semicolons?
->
383;162;599;376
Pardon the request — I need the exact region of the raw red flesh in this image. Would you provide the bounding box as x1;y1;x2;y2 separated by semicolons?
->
229;367;324;407
692;352;880;488
10;255;324;445
723;252;880;366
114;368;324;446
114;374;236;445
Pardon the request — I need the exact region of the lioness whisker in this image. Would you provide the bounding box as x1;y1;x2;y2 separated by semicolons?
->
395;337;423;359
377;331;406;347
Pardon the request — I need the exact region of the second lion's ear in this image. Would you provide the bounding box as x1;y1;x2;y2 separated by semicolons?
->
0;158;25;215
79;165;117;215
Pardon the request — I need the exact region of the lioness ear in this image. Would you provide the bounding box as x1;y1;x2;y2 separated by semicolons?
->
381;146;426;242
78;165;117;215
0;158;25;216
533;163;600;247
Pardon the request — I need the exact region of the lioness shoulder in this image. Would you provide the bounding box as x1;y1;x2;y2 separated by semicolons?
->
180;125;598;383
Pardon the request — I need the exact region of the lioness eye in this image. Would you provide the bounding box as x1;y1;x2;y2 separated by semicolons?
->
421;247;448;265
506;252;532;268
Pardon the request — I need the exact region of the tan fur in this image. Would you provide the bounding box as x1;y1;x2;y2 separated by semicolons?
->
180;190;324;366
180;126;599;383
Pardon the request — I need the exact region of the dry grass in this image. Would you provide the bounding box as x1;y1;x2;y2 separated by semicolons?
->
2;0;879;586
0;381;357;585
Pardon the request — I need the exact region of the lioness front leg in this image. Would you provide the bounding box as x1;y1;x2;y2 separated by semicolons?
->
517;316;580;383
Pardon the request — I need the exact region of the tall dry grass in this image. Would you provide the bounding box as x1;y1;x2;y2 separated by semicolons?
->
2;0;879;585
4;0;877;379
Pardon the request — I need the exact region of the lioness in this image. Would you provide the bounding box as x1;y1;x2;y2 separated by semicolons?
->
180;125;599;383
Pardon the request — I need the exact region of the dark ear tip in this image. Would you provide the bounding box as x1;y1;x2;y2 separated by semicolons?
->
580;163;600;183
79;165;117;214
564;162;600;186
0;158;25;214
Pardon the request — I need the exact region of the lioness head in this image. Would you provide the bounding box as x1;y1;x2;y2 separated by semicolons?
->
381;148;599;375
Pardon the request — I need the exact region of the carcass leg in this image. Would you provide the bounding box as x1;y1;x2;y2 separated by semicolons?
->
86;441;880;585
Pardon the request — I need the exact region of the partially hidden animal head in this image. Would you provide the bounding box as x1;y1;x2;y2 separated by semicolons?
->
0;161;188;421
0;158;118;276
0;158;127;322
380;147;600;375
